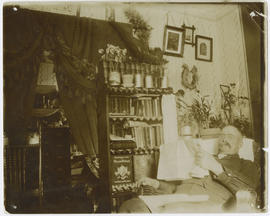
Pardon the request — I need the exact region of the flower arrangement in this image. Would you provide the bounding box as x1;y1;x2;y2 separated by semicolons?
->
98;44;130;63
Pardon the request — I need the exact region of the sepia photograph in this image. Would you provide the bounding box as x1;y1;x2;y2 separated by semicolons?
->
163;25;185;57
183;24;196;46
195;35;213;62
2;1;267;214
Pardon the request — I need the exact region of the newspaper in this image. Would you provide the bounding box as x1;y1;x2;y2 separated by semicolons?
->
157;138;218;180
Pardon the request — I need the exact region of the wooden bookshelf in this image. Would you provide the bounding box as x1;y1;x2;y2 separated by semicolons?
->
97;61;171;213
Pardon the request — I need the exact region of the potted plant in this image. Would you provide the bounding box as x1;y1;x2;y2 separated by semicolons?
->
189;95;213;137
124;7;153;46
99;44;128;86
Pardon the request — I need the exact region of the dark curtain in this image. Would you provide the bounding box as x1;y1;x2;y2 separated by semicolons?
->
240;4;264;144
3;8;46;144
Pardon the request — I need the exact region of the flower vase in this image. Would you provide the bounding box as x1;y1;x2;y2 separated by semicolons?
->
161;76;168;88
145;75;153;88
109;71;121;86
122;74;134;88
135;73;142;88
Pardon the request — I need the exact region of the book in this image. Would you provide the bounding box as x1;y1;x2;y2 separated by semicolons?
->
109;96;161;118
111;155;133;185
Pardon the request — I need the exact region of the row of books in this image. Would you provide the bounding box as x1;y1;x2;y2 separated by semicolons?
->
131;124;164;149
110;121;164;149
110;148;159;155
110;122;131;138
109;97;162;118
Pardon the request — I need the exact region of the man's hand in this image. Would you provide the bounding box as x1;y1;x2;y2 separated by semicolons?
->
138;177;160;189
194;147;224;175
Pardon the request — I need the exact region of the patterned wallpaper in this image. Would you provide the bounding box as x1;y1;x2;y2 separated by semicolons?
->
138;6;250;119
124;8;221;112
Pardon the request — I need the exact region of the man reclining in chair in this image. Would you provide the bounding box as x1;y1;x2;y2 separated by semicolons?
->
119;125;260;213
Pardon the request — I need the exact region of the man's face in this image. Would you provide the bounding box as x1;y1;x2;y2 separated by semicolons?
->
218;126;241;155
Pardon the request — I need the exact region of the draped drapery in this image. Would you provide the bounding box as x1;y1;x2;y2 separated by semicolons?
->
49;12;135;163
53;33;98;158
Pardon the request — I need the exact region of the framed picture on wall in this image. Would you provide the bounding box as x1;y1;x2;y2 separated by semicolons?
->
182;24;195;46
163;25;185;57
195;35;213;62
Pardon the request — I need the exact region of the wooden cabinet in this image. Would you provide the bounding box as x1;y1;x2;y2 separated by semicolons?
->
96;61;172;212
41;127;71;202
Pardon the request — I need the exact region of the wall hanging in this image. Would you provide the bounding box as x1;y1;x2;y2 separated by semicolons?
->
163;25;185;57
195;35;213;62
182;24;195;46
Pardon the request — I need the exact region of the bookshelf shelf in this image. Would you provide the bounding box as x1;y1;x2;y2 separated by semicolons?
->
107;86;173;95
110;148;160;155
109;115;163;122
97;60;166;212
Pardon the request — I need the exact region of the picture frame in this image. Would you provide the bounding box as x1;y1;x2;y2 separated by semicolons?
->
163;25;185;57
182;24;195;46
195;35;213;62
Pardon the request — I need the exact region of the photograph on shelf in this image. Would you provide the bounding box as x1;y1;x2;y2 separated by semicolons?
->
182;24;195;46
195;35;213;62
163;25;185;57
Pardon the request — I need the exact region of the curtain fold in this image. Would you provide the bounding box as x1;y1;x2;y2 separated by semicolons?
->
52;15;99;160
55;63;98;157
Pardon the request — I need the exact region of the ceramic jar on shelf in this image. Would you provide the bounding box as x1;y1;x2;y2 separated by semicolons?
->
145;74;153;88
121;62;134;88
109;61;121;86
122;74;134;87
